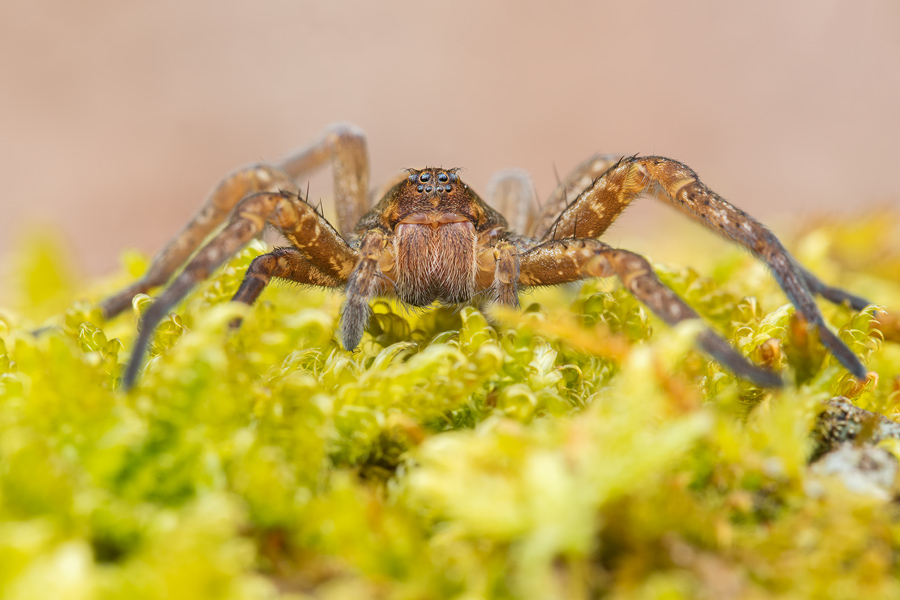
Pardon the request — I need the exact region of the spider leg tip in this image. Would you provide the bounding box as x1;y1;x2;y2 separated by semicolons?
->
736;361;783;389
756;370;784;389
120;364;140;392
849;363;869;382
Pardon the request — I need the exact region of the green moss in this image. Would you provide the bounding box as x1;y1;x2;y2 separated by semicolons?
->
1;218;899;599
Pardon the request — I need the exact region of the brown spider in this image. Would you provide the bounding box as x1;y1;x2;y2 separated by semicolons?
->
101;123;872;390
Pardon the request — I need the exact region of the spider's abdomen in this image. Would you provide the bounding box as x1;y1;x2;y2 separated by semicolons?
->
393;221;477;306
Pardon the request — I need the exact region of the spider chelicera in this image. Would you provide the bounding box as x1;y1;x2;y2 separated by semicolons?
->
100;123;872;390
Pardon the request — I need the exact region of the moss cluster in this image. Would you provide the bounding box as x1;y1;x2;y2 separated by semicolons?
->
1;215;899;599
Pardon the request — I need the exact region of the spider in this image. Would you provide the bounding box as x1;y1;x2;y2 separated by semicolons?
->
101;123;872;391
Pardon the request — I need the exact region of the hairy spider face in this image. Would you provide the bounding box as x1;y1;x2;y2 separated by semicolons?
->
378;168;491;229
350;167;509;307
390;169;483;306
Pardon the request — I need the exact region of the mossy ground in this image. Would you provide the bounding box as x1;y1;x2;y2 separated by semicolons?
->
1;215;899;599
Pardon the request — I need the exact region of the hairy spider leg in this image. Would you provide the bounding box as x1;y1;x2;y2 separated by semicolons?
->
541;155;870;380
228;216;396;354
231;247;342;308
340;230;392;351
100;123;369;320
276;122;370;239
480;238;521;307
518;239;783;388
486;168;538;235
121;188;359;390
531;153;621;239
798;265;871;311
99;166;295;318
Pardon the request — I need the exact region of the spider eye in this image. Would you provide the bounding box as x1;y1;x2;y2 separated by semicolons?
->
425;186;433;193
449;173;458;183
417;185;424;192
438;173;449;182
419;173;431;182
408;174;417;184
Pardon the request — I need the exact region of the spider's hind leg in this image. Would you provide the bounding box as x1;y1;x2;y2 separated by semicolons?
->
486;168;538;236
276;122;370;238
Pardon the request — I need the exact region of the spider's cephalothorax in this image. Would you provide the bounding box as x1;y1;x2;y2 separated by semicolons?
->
100;123;875;390
357;167;507;307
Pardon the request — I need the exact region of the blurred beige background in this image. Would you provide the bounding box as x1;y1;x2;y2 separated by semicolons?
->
1;0;898;277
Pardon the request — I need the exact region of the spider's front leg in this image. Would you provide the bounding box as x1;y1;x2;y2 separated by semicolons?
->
229;247;344;319
99;165;296;318
518;239;783;387
121;187;359;390
542;156;871;380
531;153;621;239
